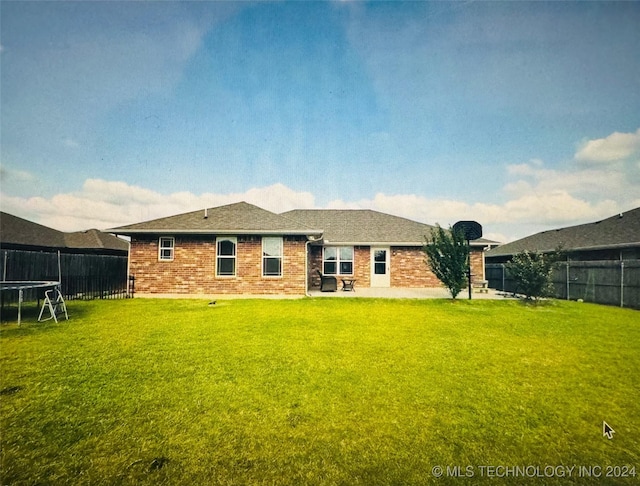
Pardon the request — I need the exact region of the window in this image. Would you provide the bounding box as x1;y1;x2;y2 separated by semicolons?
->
263;237;283;277
159;237;175;261
216;237;237;276
323;246;354;275
374;249;387;274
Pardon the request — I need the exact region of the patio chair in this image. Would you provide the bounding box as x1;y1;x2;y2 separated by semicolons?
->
316;270;337;292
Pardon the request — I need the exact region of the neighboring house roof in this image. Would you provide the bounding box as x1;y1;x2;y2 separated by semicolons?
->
283;209;440;246
64;229;129;252
486;207;640;258
0;212;129;253
109;202;323;236
1;212;67;248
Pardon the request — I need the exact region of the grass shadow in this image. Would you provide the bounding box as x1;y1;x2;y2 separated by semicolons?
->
0;299;93;337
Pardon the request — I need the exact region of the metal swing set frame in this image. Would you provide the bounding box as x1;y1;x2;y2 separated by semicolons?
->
0;251;69;325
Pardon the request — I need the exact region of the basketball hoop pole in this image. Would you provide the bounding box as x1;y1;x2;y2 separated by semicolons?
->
467;239;472;300
453;220;483;301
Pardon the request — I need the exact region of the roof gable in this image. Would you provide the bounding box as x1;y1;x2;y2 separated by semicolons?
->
487;207;640;257
110;202;321;235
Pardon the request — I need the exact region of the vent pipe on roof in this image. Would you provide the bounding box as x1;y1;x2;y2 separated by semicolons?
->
204;208;208;219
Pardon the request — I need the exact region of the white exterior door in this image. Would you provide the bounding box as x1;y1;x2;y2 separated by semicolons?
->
371;247;390;287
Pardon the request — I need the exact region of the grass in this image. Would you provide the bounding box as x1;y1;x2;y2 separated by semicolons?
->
1;298;639;485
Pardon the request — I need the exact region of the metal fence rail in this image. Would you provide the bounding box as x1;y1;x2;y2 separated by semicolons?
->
486;260;640;309
1;250;130;303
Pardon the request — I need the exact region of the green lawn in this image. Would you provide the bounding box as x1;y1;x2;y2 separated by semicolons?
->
1;298;639;485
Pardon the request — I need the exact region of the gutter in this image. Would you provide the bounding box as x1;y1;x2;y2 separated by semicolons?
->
107;229;323;236
316;240;490;248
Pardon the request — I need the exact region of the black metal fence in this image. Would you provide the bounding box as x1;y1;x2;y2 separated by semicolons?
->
1;250;131;303
486;260;640;309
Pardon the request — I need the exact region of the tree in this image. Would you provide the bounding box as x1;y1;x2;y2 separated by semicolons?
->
423;225;469;299
506;249;564;301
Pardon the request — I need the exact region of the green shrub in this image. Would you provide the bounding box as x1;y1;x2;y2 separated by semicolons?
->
423;225;469;299
506;249;563;301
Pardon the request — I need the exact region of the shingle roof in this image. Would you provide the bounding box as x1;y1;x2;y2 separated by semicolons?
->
486;207;640;258
65;229;129;252
108;202;497;247
0;212;129;253
109;202;322;235
1;212;66;248
282;209;437;245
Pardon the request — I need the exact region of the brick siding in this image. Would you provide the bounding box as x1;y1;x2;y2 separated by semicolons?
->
390;247;440;287
130;235;307;295
470;248;486;282
309;245;486;289
131;237;487;295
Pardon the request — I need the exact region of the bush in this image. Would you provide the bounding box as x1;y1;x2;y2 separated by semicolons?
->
423;225;469;299
506;250;563;301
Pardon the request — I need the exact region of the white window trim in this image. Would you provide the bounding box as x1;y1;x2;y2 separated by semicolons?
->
158;237;175;261
323;246;354;276
262;236;284;278
216;236;237;277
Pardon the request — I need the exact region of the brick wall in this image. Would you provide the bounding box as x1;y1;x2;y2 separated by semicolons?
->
390;247;441;287
309;245;486;289
470;248;485;282
131;237;488;295
130;235;307;296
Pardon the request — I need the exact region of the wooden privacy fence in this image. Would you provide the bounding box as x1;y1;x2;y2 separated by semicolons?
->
486;260;640;309
1;250;131;302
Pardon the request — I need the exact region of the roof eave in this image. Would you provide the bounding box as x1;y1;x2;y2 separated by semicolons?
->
108;228;324;236
314;240;490;247
315;241;423;246
488;241;640;258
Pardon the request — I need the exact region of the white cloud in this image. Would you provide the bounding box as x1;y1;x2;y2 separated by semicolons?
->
0;165;35;183
1;169;631;242
0;180;316;232
504;162;626;198
323;140;638;241
62;138;80;148
575;128;640;163
326;191;618;229
2;126;638;240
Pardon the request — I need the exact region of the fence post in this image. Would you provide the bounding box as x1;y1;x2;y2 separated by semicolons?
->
566;262;570;300
620;261;624;308
501;263;505;291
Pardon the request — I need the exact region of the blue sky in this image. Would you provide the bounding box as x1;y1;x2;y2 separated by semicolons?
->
1;1;639;241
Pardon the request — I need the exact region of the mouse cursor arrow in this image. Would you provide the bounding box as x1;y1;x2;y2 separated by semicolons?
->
603;421;615;439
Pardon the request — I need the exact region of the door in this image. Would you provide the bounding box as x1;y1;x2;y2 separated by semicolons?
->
371;247;390;287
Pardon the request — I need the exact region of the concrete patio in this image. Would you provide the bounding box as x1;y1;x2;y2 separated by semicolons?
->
145;287;517;300
308;287;516;300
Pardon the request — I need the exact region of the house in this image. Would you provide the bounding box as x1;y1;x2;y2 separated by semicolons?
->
109;202;492;297
485;207;640;264
0;212;129;255
1;212;130;300
283;209;492;290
